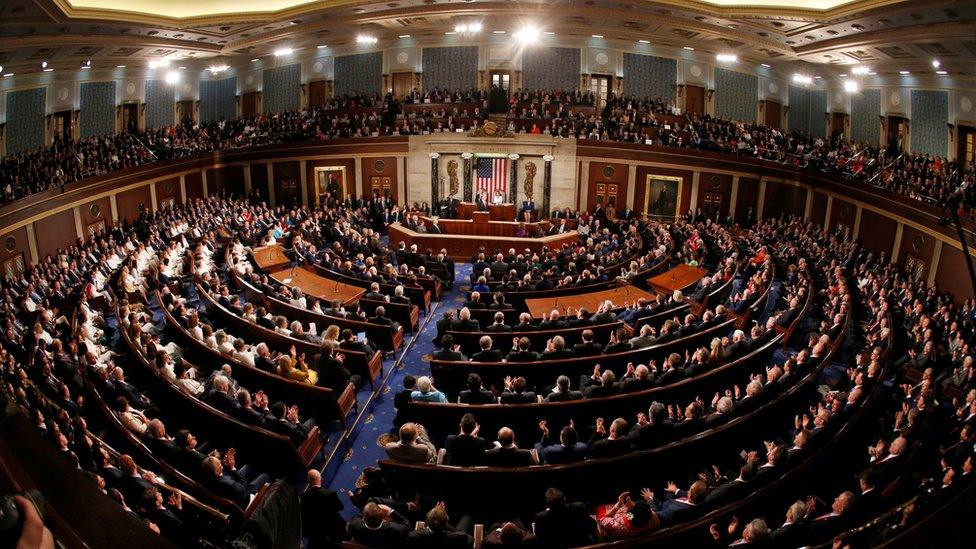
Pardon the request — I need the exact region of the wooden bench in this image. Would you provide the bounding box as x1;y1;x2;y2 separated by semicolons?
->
443;320;625;356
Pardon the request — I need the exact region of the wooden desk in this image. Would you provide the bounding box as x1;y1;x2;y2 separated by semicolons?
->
389;222;578;261
456;202;516;221
269;268;364;306
252;245;290;272
524;285;657;319
647;264;707;295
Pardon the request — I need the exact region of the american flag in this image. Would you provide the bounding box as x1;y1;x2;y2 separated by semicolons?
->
475;156;509;196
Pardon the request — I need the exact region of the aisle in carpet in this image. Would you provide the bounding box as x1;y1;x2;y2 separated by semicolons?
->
325;264;472;519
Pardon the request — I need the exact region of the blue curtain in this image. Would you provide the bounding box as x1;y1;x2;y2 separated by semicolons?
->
80;81;116;138
623;53;677;102
910;90;948;157
335;53;383;97
145;80;174;129
263;64;300;113
199;80;217;122
851;89;881;144
522;48;580;91
5;87;46;156
422;47;478;92
788;86;827;137
200;76;238;122
714;68;757;123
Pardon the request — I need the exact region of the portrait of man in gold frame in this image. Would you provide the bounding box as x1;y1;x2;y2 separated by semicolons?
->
644;175;683;220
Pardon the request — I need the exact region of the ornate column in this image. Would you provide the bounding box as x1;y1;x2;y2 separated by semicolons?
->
462;152;473;202
508;154;520;206
429;152;440;209
542;154;554;219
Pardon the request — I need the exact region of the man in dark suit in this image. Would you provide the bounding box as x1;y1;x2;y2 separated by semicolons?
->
535;423;588;464
539;310;565;330
541;336;575;360
300;470;345;548
367;305;401;333
485;311;512;333
545;375;582;402
533;489;597;546
363;282;386;302
451;308;480;332
483;427;536;467
433;335;468;361
505;336;540;362
348;502;410;546
513;313;537;332
471;336;503;362
460;373;497;404
573;329;604;357
500;376;537;403
587;417;633;458
444;413;488;466
407;503;473;548
647;480;707;525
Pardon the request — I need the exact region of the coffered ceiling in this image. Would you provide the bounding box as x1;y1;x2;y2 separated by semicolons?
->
0;0;973;79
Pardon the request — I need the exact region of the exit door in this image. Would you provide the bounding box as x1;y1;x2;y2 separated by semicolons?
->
590;75;611;109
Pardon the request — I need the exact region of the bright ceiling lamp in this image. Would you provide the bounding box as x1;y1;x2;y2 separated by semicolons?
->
792;74;813;85
513;25;541;44
164;70;181;84
208;65;229;74
851;65;870;75
148;59;171;69
356;35;378;45
715;53;738;62
455;23;482;33
843;80;858;93
273;47;294;56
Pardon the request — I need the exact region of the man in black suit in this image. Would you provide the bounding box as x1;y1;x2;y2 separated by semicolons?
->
541;336;574;359
533;488;597;546
506;337;541;362
604;327;633;354
451;308;480;332
253;343;276;373
545;375;582;402
433;335;468;361
465;291;487;309
620;364;654;393
348;502;410;546
500;376;537;403
513;312;537;331
573;329;604;357
483;427;536;467
363;282;386;302
471;336;503;362
484;311;512;333
587;417;633;458
407;503;473;548
206;375;241;416
300;469;345;548
460;373;497;404
367;305;401;333
535;423;588;465
444;413;488;466
538;310;565;330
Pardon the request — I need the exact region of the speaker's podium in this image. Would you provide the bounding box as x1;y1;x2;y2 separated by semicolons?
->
457;202;516;221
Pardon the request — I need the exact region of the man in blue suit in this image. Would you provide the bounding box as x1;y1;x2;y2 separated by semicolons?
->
646;480;708;525
535;421;588;464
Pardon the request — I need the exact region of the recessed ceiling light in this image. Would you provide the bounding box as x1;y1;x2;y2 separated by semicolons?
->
932;60;940;68
592;34;604;38
317;45;328;49
792;74;813;85
398;35;410;38
544;31;555;35
2;73;13;77
843;80;859;93
274;48;294;56
444;31;456;35
513;26;541;44
851;66;870;75
716;54;737;62
899;70;910;75
936;70;947;75
493;30;506;34
638;39;650;44
43;68;53;72
683;46;695;51
116;65;126;68
356;35;378;44
760;63;771;68
251;58;259;62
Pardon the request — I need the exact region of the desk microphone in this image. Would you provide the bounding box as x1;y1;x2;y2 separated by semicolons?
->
333;278;340;293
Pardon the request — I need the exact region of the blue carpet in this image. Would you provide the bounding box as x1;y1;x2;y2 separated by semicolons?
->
326;263;472;520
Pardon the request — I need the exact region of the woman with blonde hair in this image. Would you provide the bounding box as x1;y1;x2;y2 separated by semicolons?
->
708;337;725;366
277;350;317;385
322;325;341;348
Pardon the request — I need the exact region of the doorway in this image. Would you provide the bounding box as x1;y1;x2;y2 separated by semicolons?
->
831;112;848;139
700;191;724;220
685;85;705;116
51;110;72;142
392;73;413;100
590;75;611;109
763;100;781;129
958;125;975;163
242;91;260;117
593;182;619;213
177;100;194;124
887;115;908;153
490;70;511;94
120;103;138;132
308;80;327;108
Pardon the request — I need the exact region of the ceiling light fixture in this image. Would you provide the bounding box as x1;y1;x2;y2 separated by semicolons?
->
638;39;650;44
251;58;259;63
716;53;737;62
792;74;813;85
683;46;695;51
116;65;126;68
513;26;541;44
760;63;771;68
899;70;910;75
2;73;13;78
317;44;328;49
208;65;229;74
936;70;947;75
43;68;53;72
356;35;378;45
851;65;870;75
445;31;456;35
274;47;294;56
164;70;180;84
932;59;940;68
148;59;170;69
399;34;410;38
81;60;92;69
592;34;604;38
455;23;482;33
544;31;555;35
493;30;506;34
843;80;859;93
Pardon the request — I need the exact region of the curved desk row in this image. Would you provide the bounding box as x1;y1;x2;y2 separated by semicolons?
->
388;222;579;261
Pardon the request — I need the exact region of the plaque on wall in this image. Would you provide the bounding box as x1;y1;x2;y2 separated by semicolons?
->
89;203;102;218
708;175;722;189
911;234;924;253
3;235;15;252
374;159;386;173
163;180;176;194
602;165;615;179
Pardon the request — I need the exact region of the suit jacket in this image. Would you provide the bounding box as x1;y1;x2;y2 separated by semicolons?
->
444;434;488;466
407;527;473;548
471;349;504;362
300;486;345;545
432;348;467;361
536;442;588;465
459;389;497;404
348;514;409;547
506;350;541;362
483;446;535;467
533;503;596;547
451;319;481;332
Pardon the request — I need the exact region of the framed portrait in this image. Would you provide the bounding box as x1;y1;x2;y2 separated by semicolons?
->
644;175;683;219
903;254;926;283
2;254;25;280
87;220;106;239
